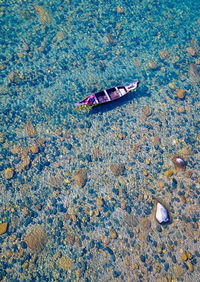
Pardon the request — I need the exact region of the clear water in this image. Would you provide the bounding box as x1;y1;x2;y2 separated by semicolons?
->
0;0;200;281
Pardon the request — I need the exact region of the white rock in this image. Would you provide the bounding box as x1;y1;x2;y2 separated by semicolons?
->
156;202;169;224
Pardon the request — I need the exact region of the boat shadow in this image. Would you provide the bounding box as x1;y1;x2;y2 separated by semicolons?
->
90;84;149;115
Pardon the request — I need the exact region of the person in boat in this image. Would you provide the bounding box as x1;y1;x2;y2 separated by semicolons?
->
85;94;95;105
111;89;120;99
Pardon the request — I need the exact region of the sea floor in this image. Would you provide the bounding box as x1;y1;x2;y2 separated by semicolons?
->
0;0;200;281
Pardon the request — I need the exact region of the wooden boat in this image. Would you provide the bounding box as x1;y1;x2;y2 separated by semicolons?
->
75;80;139;107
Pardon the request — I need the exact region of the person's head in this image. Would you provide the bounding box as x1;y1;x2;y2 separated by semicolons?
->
89;95;95;104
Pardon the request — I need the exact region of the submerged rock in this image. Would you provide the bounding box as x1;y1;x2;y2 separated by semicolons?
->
173;265;185;277
110;163;125;176
148;61;158;70
18;156;31;173
154;200;170;224
24;122;37;138
25;225;46;252
109;229;118;239
142;105;152;116
189;63;200;83
172;155;186;170
96;197;104;206
30;144;39;154
0;222;8;235
4;168;14;179
66;233;75;246
124;215;139;228
35;5;51;25
159;50;169;60
176;89;185;99
73;168;87;188
8;71;20;84
59;256;74;271
164;170;174;178
140;218;151;232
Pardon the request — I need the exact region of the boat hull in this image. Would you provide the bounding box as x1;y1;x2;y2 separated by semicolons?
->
75;80;139;107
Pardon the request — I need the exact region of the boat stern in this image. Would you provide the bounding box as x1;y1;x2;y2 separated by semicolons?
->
75;102;82;107
75;94;96;107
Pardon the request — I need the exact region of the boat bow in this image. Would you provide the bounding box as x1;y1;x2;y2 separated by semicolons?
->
125;80;139;91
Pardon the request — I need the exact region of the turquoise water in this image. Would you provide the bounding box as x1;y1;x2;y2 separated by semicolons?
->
0;0;200;281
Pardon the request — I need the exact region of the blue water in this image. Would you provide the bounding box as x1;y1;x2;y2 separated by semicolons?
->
0;0;200;281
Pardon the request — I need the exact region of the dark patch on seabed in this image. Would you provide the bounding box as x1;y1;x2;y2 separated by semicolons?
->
0;0;200;281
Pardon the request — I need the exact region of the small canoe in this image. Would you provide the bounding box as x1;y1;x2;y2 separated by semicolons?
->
75;80;139;107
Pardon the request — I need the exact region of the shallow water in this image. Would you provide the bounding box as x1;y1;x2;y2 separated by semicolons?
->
0;0;200;281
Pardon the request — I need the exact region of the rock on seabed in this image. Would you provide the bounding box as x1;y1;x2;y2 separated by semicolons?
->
25;225;46;252
59;256;74;271
4;168;14;179
110;163;125;176
73;168;87;188
24;122;37;138
176;89;185;99
0;222;8;235
189;63;200;83
35;5;51;25
154;200;170;224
